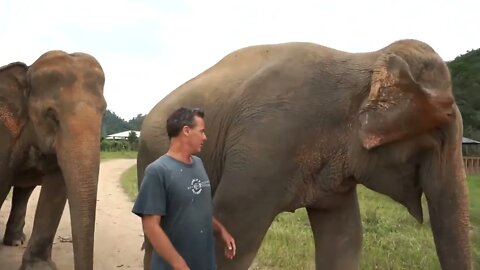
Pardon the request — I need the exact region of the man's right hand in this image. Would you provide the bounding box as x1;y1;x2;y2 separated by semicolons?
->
142;215;189;270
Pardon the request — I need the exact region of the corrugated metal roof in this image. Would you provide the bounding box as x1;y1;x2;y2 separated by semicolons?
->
105;130;140;139
462;137;480;144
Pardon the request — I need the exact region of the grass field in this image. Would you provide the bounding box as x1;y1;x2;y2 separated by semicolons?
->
120;165;138;201
100;151;138;160
121;164;480;270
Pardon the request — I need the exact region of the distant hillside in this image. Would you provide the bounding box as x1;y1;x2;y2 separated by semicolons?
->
101;110;145;137
448;48;480;140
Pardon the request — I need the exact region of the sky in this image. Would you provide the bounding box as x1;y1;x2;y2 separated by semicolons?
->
0;0;479;120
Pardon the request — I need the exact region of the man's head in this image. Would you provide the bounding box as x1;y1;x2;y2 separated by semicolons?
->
166;107;207;154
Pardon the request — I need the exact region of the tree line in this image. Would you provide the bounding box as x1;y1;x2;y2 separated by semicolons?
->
101;110;145;137
448;48;480;140
100;111;145;151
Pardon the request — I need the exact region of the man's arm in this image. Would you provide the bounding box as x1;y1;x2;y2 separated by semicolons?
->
142;214;189;270
212;216;236;259
212;216;227;234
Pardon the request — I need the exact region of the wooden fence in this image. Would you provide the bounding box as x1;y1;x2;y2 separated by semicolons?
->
463;156;480;175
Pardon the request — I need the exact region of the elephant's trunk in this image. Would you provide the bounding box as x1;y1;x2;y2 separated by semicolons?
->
421;145;472;269
56;114;101;270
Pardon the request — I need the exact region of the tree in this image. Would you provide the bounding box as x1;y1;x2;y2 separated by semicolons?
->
127;131;138;144
447;48;480;140
127;131;139;151
102;110;131;135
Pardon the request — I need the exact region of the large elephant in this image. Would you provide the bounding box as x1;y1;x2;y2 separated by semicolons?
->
0;51;106;270
136;39;472;270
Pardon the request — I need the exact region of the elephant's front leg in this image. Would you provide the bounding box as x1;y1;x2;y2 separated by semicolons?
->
307;188;362;270
3;186;35;246
20;172;66;270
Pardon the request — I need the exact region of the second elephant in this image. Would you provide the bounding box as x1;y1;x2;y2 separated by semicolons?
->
137;39;472;270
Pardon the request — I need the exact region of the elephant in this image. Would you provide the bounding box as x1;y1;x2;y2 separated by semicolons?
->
0;50;106;270
3;186;35;246
136;39;472;270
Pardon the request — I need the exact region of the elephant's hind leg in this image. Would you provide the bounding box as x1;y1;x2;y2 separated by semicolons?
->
212;160;289;270
307;188;362;270
213;186;278;270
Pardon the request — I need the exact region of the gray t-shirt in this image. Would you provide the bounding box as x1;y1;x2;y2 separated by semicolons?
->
132;154;216;270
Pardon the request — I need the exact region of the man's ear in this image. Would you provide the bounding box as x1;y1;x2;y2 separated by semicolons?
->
358;53;454;150
182;125;191;136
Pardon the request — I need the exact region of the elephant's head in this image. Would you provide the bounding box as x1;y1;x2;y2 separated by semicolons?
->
353;40;471;269
25;51;106;269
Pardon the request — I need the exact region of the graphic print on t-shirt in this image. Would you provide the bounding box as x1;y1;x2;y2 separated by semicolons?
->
187;178;211;195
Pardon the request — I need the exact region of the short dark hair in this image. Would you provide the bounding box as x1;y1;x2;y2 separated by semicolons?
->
166;107;205;139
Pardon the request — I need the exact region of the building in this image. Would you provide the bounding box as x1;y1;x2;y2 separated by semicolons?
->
104;130;140;140
462;137;480;175
462;136;480;155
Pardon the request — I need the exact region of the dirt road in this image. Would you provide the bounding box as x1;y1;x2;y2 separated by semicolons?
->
0;159;143;270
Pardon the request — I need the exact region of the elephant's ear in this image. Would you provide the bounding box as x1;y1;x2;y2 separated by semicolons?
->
358;53;454;150
0;62;29;138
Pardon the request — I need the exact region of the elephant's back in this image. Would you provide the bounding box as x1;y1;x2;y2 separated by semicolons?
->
138;42;361;161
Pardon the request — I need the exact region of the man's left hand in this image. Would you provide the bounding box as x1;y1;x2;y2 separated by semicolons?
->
219;229;236;259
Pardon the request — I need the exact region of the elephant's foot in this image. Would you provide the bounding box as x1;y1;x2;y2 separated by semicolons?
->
19;259;57;270
3;231;26;246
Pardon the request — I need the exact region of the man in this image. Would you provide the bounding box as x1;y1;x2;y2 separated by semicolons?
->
132;107;236;270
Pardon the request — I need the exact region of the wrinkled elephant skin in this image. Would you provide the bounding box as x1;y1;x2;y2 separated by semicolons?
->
0;51;107;270
137;40;472;270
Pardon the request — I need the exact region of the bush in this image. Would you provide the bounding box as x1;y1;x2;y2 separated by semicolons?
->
100;140;133;152
100;131;140;151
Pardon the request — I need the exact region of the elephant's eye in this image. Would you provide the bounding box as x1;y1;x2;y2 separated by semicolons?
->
45;108;60;127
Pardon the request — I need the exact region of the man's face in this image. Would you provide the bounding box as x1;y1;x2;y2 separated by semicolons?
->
185;116;207;154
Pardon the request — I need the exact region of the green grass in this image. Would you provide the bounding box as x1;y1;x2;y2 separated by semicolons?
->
356;187;439;270
121;165;138;201
120;166;480;270
252;210;315;270
100;151;138;160
254;187;440;270
469;176;480;269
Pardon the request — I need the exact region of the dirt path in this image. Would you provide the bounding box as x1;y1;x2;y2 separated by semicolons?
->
0;159;143;270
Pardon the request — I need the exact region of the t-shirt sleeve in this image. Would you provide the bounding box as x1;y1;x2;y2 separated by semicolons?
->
131;165;167;217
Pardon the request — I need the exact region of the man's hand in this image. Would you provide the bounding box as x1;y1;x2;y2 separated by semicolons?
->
142;215;189;269
213;217;236;259
219;227;236;259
